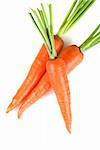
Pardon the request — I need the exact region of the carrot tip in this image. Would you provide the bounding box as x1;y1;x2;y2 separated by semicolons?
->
67;128;71;134
66;123;71;134
18;114;21;119
17;111;22;119
6;106;11;113
6;103;15;113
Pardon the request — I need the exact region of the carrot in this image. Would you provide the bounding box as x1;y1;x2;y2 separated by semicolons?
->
18;22;100;132
46;23;100;132
6;0;95;113
18;73;51;118
35;4;72;132
18;45;83;118
60;45;83;73
6;36;63;113
46;58;72;133
45;6;72;132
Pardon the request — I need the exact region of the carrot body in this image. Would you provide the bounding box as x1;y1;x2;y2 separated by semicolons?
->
18;45;83;120
18;73;50;118
46;58;72;132
6;36;63;113
60;45;83;73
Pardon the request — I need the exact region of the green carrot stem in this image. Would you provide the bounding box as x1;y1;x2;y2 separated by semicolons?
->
81;36;100;51
58;0;78;32
93;32;100;39
30;10;52;50
29;13;52;57
57;0;95;37
57;0;84;37
30;4;56;59
40;4;52;51
37;8;47;30
64;0;95;33
49;4;53;34
87;24;100;39
80;25;100;52
89;38;100;48
80;27;100;50
37;8;52;50
40;3;56;58
31;9;46;33
65;1;94;33
37;8;53;52
38;3;51;51
41;3;49;29
83;33;100;48
49;4;57;58
81;25;100;48
80;25;100;47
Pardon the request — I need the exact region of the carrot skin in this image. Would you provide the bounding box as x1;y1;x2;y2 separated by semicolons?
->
18;73;50;118
18;45;83;118
46;58;72;133
6;36;63;113
60;45;83;73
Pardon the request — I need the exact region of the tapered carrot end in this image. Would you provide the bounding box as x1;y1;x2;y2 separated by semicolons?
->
66;122;72;134
17;111;22;119
67;127;71;134
6;99;17;113
18;107;24;119
6;103;15;113
6;104;12;113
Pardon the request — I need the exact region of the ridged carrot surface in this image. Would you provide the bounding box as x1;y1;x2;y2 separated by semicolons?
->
6;36;63;113
46;58;72;133
7;0;95;113
18;45;83;119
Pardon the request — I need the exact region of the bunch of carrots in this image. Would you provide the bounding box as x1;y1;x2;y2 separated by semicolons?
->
6;0;100;133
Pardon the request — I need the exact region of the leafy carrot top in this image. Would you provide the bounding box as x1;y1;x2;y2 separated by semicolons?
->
29;4;56;59
29;0;96;59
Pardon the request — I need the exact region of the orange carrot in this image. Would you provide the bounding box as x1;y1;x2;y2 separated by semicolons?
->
46;22;100;133
18;24;100;123
6;0;94;113
60;45;83;73
47;24;100;132
6;36;63;113
17;2;99;134
21;2;96;133
18;45;83;118
46;58;72;133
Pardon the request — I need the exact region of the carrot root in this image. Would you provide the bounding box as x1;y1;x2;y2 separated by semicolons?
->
6;36;63;113
18;45;83;118
46;58;72;133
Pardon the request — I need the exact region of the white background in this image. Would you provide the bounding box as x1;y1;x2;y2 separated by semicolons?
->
0;0;100;150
